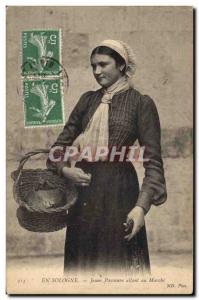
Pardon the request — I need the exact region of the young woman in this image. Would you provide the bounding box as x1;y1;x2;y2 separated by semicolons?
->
47;39;167;275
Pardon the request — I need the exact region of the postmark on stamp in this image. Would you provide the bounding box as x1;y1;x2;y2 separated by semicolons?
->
21;57;69;90
22;30;61;76
23;78;64;127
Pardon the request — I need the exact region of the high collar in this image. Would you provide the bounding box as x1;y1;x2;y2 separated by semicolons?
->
101;76;129;104
105;76;128;94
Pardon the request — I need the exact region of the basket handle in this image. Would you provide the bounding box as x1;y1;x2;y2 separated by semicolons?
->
11;149;50;184
18;149;50;172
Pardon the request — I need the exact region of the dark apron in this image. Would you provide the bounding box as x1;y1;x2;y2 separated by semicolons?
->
64;160;150;274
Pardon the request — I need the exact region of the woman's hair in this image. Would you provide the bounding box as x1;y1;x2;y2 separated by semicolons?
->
90;46;126;73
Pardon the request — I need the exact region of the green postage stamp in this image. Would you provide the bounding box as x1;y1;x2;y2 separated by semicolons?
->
21;29;65;127
22;30;61;76
23;78;64;127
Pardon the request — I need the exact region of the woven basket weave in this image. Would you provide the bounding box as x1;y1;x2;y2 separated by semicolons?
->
11;149;77;232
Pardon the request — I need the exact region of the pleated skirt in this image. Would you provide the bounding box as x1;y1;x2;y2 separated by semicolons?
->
64;161;150;275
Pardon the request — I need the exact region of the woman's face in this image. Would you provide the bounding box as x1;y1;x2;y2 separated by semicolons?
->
91;54;124;88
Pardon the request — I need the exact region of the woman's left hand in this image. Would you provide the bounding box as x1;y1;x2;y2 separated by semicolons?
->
124;206;145;241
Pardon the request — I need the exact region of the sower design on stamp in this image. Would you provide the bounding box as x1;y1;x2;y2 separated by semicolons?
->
23;78;64;127
22;30;61;76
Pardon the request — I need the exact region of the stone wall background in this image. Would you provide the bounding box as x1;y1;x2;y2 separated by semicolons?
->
6;6;193;257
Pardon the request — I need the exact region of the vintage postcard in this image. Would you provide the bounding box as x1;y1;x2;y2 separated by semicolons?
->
6;6;194;294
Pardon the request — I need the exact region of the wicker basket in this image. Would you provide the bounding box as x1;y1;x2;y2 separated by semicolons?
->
11;149;77;232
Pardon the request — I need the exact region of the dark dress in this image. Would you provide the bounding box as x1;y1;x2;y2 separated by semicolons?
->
47;87;167;274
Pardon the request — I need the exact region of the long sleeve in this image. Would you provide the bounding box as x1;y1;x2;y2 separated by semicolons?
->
46;91;92;175
135;95;167;214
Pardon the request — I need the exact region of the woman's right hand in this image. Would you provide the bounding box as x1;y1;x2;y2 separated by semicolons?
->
62;166;91;186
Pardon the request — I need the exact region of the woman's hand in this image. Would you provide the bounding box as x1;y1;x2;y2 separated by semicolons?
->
124;206;145;241
62;166;91;186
